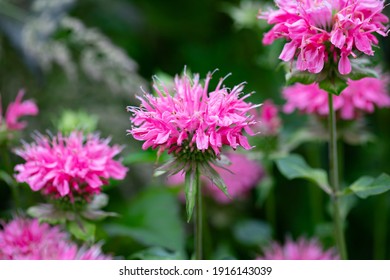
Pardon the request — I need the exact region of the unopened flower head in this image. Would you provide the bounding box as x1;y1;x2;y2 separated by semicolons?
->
167;152;264;203
283;77;390;119
0;89;38;131
0;218;110;260
128;70;258;168
259;0;389;75
13;131;128;200
258;237;339;260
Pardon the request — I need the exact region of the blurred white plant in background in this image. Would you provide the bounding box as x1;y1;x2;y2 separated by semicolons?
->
0;0;145;95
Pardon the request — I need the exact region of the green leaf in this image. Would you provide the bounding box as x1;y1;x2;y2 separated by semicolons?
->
130;247;184;260
346;173;390;199
233;219;272;246
185;167;198;222
104;187;185;253
275;154;331;194
81;193;118;221
27;204;73;224
67;220;96;243
200;162;230;198
153;158;183;177
319;76;348;96
285;68;318;86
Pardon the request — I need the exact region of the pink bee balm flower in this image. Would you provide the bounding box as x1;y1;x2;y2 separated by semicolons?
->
258;237;339;260
252;99;281;136
282;77;390;119
167;153;264;203
0;89;38;131
0;218;110;260
13;131;128;200
128;70;258;159
259;0;389;75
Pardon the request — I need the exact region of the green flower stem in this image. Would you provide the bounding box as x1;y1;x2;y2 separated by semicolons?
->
195;165;203;260
263;157;276;231
265;187;276;230
306;143;324;229
328;92;347;260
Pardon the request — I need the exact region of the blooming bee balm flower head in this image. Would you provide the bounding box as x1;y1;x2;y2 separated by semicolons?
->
283;77;390;119
13;131;128;200
258;237;339;260
0;218;110;260
127;69;259;169
128;69;259;220
259;0;389;75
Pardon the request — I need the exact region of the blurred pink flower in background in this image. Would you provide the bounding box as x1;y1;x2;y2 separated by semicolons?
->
259;0;389;74
167;152;263;203
0;90;38;131
282;77;390;120
252;99;281;136
128;71;257;157
258;237;339;260
13;131;128;200
0;218;110;260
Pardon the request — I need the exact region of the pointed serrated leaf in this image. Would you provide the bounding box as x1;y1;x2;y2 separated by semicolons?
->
275;154;332;194
346;173;390;199
184;168;197;222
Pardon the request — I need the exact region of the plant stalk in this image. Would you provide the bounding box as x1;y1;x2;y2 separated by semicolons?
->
195;166;203;260
328;92;347;260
